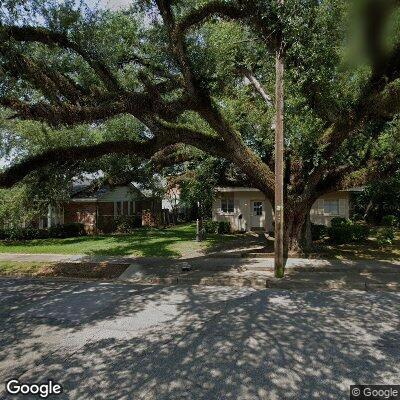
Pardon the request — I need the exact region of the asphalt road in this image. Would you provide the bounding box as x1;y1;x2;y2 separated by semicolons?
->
0;278;399;399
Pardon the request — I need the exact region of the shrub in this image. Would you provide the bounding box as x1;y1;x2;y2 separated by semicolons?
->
204;220;219;234
48;223;86;238
328;221;370;244
328;225;353;244
1;226;48;240
5;226;46;240
377;227;396;246
218;221;231;234
352;223;370;242
382;215;398;227
0;229;7;240
311;223;327;241
331;217;352;227
114;216;141;233
0;223;85;241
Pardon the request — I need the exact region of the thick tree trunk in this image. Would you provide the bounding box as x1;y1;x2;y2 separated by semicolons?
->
284;205;313;256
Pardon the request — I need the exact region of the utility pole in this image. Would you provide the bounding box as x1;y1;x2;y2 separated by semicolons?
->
274;0;285;278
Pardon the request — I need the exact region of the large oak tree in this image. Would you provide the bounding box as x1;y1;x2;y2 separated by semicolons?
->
0;0;399;251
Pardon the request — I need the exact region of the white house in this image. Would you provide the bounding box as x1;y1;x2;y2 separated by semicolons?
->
212;187;361;232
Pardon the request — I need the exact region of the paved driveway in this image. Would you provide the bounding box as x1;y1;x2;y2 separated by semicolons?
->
0;278;399;399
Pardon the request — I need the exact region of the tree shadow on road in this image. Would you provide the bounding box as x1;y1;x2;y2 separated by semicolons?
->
1;278;399;399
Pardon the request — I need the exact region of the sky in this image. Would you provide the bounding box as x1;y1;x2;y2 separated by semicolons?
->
86;0;132;10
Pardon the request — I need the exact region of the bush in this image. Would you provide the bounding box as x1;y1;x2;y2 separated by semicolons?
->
4;227;36;241
48;223;86;238
382;215;398;227
328;225;353;244
352;223;371;242
204;220;219;234
328;221;370;244
311;223;327;241
114;216;141;233
217;221;231;234
331;217;352;227
0;223;86;241
0;229;7;240
377;227;396;246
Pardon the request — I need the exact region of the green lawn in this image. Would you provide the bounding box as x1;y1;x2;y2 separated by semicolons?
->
0;224;235;258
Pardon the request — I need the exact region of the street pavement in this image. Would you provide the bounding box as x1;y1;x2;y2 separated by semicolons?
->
0;278;399;399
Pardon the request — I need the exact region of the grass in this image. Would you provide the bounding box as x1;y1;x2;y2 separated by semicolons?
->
0;223;236;258
0;223;397;261
0;261;128;279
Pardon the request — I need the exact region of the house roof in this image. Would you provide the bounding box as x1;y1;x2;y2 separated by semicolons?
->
215;187;261;192
215;186;365;193
341;186;365;192
70;182;143;201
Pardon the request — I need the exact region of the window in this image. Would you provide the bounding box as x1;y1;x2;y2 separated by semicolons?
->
253;201;263;216
129;201;135;215
324;200;339;215
221;197;234;213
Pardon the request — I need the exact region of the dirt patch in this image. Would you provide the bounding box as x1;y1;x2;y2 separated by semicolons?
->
38;262;129;279
0;261;128;279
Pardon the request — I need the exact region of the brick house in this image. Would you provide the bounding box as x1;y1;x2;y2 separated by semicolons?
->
42;183;162;233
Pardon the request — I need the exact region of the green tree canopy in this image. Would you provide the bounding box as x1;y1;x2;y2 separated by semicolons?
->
1;0;400;248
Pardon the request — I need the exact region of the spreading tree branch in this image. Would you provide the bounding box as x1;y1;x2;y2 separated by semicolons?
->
174;1;243;38
0;126;227;187
0;97;130;125
0;45;88;104
1;25;121;92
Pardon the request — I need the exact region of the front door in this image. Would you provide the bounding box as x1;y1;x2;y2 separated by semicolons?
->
251;201;264;229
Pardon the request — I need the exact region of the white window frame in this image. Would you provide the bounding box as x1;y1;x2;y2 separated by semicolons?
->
221;197;234;214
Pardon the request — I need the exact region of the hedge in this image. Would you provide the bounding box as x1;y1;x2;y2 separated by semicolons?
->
204;220;219;234
328;220;370;244
0;223;86;241
217;221;231;234
203;220;231;234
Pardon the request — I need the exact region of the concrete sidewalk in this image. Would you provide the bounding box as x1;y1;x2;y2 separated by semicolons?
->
118;257;400;291
1;253;399;291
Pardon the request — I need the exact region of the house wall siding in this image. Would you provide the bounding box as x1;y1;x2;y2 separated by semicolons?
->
310;192;350;226
213;189;351;231
213;190;273;232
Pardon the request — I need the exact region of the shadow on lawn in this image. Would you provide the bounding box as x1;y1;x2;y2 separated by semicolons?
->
318;237;400;261
0;225;202;258
1;278;399;399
